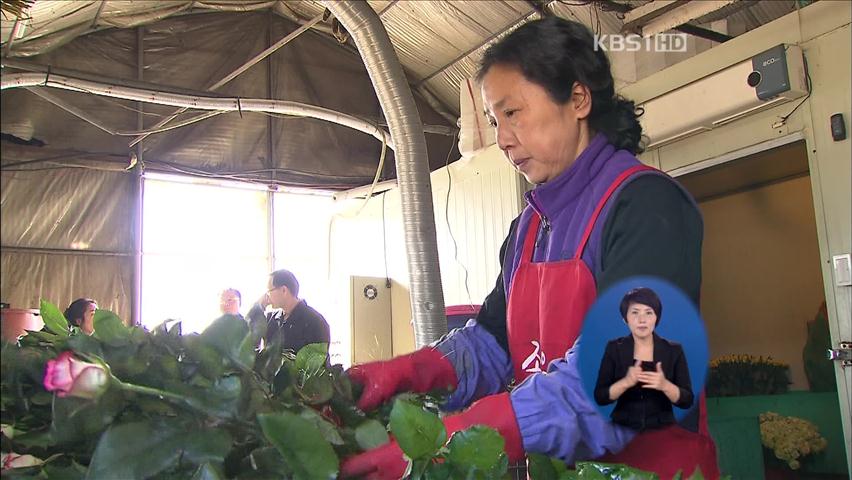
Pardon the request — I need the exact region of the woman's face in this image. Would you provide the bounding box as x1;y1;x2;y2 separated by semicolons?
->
81;302;97;335
625;302;656;340
481;64;592;185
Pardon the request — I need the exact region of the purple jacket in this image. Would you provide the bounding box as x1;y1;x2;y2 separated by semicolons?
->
435;134;673;462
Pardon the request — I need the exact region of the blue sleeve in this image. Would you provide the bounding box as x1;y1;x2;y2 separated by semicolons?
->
435;320;513;412
510;341;636;463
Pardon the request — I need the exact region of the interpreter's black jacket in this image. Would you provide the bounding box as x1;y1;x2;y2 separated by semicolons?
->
594;333;694;431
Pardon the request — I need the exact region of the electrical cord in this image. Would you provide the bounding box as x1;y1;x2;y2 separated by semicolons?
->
773;52;812;128
442;130;476;309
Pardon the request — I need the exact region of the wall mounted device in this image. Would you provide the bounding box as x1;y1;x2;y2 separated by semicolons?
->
639;44;809;148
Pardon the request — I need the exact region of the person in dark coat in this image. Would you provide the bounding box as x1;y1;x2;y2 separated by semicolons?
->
247;269;329;355
594;287;694;431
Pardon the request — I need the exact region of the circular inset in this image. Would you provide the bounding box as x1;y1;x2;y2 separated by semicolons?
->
747;70;762;88
577;276;709;427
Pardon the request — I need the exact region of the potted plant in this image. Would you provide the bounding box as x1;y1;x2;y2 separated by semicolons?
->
706;354;790;397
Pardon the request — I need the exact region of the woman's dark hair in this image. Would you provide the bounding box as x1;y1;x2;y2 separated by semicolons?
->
64;298;96;327
619;288;662;325
476;16;644;154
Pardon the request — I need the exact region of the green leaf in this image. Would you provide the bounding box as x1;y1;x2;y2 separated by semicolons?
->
201;315;251;369
15;430;55;448
160;376;242;418
299;408;345;445
190;462;225;480
424;461;453;480
300;373;334;405
355;418;389;450
93;310;129;346
446;425;506;475
389;399;446;460
237;333;257;370
66;334;105;357
258;411;339;480
40;299;69;336
246;446;293;478
528;453;560;480
184;335;225;379
190;463;225;480
51;390;124;445
86;420;232;480
407;458;430;480
43;461;88;480
295;343;328;375
574;462;659;480
527;453;576;480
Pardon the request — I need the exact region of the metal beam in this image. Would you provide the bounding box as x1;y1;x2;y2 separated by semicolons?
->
128;11;324;148
0;246;133;257
676;23;732;43
2;58;232;99
601;0;732;42
378;0;400;17
4;19;23;58
641;1;738;37
416;6;540;87
90;0;107;29
132;26;144;328
622;0;687;33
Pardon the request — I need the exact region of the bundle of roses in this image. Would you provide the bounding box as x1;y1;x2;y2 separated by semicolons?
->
0;300;510;479
2;300;706;480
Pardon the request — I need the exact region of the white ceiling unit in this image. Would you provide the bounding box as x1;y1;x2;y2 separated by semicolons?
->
640;44;808;149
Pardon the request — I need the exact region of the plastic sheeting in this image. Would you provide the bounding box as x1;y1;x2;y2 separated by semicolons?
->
0;147;135;319
2;11;458;190
0;152;135;251
1;251;133;321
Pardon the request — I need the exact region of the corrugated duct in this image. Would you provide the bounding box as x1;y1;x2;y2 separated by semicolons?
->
322;1;447;348
0;72;394;150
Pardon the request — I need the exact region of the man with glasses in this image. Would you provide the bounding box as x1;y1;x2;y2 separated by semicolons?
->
247;269;330;356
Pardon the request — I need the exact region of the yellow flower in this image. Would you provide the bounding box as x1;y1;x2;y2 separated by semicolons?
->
759;412;827;470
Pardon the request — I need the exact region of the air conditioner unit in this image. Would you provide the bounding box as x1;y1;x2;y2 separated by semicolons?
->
641;44;808;148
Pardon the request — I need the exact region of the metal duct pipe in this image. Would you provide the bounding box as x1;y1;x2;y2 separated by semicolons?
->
323;1;446;347
1;72;394;149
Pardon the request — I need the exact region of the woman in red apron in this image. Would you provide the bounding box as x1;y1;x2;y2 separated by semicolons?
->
342;16;719;480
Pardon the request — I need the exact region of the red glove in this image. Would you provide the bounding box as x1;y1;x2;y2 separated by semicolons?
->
348;348;458;411
340;393;525;480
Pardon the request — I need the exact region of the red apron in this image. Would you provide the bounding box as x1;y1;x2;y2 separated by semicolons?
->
505;165;720;479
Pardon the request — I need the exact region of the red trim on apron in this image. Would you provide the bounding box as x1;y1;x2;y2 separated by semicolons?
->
504;165;719;478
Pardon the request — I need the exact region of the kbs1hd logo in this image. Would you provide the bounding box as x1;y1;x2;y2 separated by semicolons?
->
594;33;688;53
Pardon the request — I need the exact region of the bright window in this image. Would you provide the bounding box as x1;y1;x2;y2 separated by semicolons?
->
141;176;270;333
273;192;345;365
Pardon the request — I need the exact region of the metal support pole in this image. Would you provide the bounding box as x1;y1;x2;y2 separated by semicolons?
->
132;27;145;327
267;13;277;272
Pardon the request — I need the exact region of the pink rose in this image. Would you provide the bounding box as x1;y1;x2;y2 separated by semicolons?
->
1;452;43;470
43;351;109;400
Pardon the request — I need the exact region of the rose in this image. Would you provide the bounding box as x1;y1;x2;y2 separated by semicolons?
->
1;452;43;470
43;351;110;400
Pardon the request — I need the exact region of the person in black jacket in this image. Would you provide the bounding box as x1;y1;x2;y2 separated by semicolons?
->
594;287;693;430
247;269;330;355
